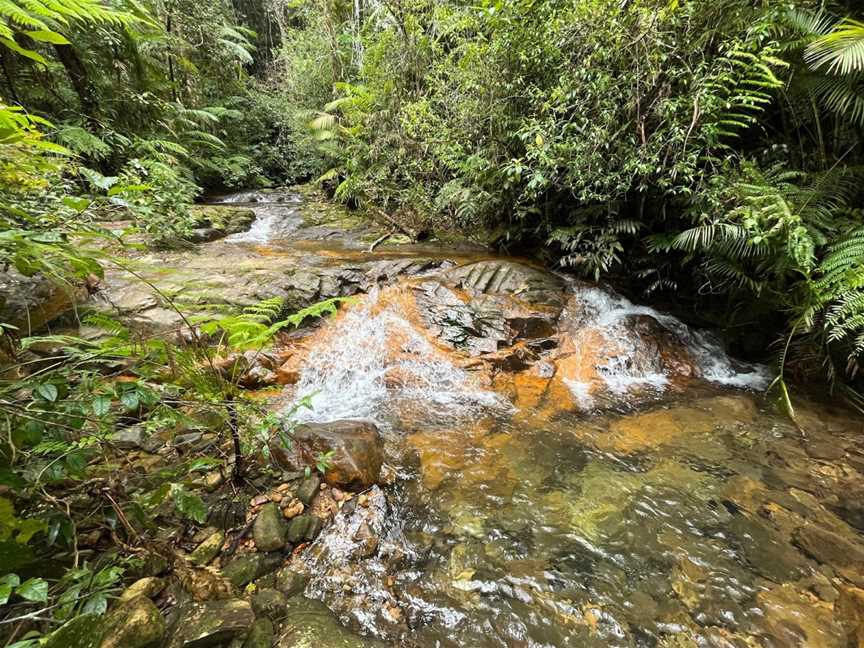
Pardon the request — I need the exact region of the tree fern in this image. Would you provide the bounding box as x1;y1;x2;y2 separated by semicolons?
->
0;0;138;63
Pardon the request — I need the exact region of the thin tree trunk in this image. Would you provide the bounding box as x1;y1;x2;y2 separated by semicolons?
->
53;44;100;127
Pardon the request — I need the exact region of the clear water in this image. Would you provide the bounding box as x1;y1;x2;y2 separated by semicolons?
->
284;282;863;647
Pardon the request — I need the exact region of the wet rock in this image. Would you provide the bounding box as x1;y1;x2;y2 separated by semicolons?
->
167;599;254;648
251;588;288;620
272;420;384;491
807;441;846;461
253;503;288;552
119;577;167;603
443;260;566;307
189;205;256;241
242;618;274;648
836;585;864;647
294;475;320;506
274;595;387;648
275;567;308;596
101;595;167;648
793;525;864;585
222;552;283;588
207;499;247;530
287;514;322;543
755;583;846;647
189;531;225;566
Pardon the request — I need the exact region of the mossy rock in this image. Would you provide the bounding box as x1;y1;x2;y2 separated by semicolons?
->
222;552;283;588
44;596;166;648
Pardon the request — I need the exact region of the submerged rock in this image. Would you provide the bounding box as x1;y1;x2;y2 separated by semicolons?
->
272;420;384;491
275;595;388;648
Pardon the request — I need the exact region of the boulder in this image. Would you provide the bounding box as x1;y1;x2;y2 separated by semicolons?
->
101;595;167;648
222;552;283;588
443;260;565;307
251;588;288;620
274;567;308;596
253;503;288;552
189;531;225;566
242;618;275;648
44;597;167;648
167;599;254;648
286;514;322;544
43;614;104;648
272;420;384;491
119;577;167;603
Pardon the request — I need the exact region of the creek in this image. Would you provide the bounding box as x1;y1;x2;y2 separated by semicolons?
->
105;189;864;646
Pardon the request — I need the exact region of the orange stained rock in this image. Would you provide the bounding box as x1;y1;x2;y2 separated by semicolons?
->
599;406;717;455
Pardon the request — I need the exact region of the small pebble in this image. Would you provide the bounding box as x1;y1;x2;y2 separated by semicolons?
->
251;494;270;507
331;488;344;502
277;483;292;493
270;493;283;503
282;500;304;519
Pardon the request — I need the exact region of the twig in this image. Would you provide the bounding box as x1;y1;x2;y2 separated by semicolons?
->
368;228;396;253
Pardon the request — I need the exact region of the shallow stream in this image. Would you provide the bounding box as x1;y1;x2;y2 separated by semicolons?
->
229;191;864;646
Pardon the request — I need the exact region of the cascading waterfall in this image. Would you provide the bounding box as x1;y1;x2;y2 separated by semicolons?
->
290;287;509;426
562;285;770;404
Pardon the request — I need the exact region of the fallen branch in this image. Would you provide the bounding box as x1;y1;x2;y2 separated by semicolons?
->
368;227;396;253
370;207;418;241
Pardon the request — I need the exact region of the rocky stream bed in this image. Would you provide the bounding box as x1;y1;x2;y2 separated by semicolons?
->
14;188;864;647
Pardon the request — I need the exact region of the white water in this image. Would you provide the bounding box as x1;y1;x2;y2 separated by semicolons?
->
210;190;304;244
563;285;770;404
290;288;508;426
285;275;770;424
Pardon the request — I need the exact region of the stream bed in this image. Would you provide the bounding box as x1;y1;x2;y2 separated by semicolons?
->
96;189;864;646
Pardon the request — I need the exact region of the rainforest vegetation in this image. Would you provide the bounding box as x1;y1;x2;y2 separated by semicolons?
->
1;0;864;645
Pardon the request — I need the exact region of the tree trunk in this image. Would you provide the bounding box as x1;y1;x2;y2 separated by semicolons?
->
231;0;282;76
53;44;100;127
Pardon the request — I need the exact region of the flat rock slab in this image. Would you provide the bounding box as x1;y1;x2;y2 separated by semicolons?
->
167;598;254;648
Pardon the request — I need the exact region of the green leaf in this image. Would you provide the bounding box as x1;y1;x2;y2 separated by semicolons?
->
92;396;112;417
16;578;48;603
119;391;139;412
0;574;21;605
171;485;207;524
35;384;58;402
24;30;70;45
0;38;48;65
63;196;91;212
